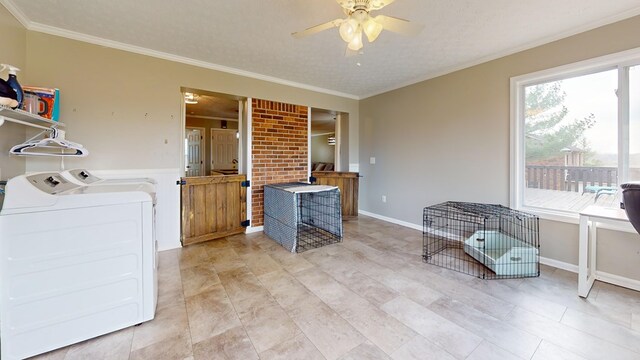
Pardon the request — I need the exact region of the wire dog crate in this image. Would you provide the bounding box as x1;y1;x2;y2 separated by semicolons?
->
264;183;342;253
423;202;539;279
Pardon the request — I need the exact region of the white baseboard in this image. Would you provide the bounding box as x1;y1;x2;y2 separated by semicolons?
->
532;257;640;292
539;256;578;273
247;226;264;234
595;270;640;292
159;244;182;252
358;210;422;232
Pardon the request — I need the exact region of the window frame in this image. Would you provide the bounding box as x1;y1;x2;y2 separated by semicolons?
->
510;47;640;225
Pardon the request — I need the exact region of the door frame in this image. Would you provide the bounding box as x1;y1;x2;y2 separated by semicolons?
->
185;126;206;176
335;113;342;171
307;107;312;181
180;88;255;235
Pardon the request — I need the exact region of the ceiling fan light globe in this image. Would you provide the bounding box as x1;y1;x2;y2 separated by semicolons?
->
363;18;383;42
347;30;363;51
339;18;358;42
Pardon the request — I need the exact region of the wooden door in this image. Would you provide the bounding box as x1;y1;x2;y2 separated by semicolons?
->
311;171;359;219
185;128;204;176
211;129;238;170
180;175;247;246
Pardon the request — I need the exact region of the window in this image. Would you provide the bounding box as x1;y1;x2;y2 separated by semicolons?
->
511;49;640;219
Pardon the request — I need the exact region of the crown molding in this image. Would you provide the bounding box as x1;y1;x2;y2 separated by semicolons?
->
0;0;29;28
26;21;360;100
359;6;640;99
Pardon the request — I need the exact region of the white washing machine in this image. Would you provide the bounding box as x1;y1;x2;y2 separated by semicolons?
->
0;172;157;360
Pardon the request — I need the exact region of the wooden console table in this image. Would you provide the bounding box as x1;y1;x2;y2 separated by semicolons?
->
311;171;359;219
578;205;629;297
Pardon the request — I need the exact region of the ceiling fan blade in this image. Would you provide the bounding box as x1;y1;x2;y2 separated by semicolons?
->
336;0;355;11
292;18;345;39
375;15;424;36
369;0;395;10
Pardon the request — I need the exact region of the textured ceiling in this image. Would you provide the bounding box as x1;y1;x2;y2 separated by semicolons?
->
185;94;239;120
311;108;337;135
5;0;640;98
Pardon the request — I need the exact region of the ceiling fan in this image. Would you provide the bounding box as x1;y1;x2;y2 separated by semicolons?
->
292;0;423;54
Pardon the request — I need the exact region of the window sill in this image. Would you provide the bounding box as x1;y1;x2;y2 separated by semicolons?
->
518;205;637;234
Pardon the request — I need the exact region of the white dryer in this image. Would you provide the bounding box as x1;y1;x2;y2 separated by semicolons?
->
0;172;157;360
59;168;158;290
60;168;156;192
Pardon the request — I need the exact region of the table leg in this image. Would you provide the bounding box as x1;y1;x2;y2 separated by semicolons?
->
589;220;597;292
578;215;590;297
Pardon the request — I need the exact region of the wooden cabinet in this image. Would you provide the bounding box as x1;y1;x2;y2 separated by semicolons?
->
311;171;359;219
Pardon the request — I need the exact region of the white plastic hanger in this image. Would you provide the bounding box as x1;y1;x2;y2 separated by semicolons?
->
10;127;89;157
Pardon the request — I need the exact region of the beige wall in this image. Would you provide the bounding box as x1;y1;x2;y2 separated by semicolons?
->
311;134;335;164
0;6;26;180
359;15;640;278
22;31;359;172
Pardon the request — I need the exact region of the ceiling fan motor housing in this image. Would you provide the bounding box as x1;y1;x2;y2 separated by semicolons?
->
338;0;390;12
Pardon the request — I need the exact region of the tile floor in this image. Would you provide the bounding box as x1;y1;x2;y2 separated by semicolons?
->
31;215;640;360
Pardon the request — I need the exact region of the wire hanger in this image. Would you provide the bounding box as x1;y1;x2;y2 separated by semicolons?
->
10;127;89;157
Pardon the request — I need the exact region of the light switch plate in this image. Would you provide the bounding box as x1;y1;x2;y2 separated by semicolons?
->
370;157;376;165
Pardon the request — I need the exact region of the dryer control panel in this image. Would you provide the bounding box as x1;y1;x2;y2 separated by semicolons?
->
27;173;80;194
67;169;102;184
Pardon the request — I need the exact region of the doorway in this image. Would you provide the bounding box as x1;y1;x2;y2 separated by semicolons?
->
310;108;359;219
184;92;242;176
179;89;248;246
310;108;349;172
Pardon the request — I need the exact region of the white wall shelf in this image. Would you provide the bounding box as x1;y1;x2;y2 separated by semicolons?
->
0;105;64;130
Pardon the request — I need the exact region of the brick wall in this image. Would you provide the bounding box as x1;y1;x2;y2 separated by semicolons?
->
251;99;308;226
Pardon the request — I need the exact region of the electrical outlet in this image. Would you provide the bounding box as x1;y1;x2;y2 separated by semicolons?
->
382;195;387;203
370;157;376;165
